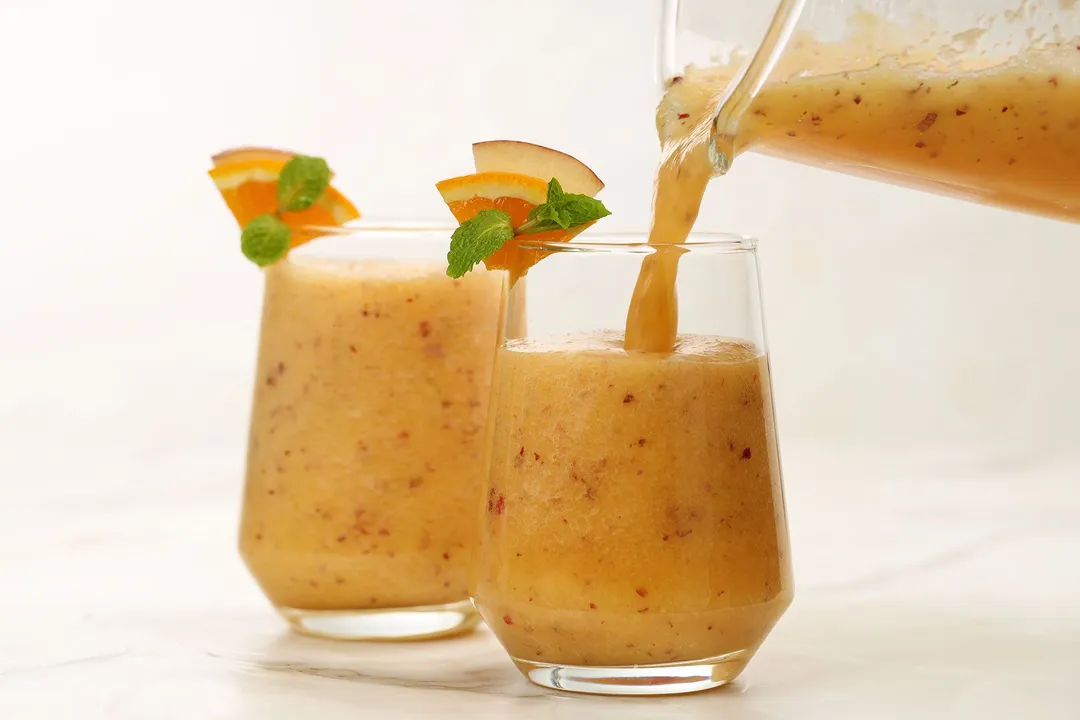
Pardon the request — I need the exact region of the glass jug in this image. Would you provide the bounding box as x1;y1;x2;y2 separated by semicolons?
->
660;0;1080;222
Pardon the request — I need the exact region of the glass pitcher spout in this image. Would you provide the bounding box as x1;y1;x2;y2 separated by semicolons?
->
659;0;1080;222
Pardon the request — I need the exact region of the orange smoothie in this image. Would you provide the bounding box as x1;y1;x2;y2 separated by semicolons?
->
239;254;516;613
629;44;1080;353
474;331;792;672
672;53;1080;222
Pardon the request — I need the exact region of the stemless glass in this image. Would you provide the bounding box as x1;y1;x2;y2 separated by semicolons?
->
238;222;524;640
472;233;793;695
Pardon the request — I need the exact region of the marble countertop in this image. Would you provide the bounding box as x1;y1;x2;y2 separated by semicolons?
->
1;444;1077;719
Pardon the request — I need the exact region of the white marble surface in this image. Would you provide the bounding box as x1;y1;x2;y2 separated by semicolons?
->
1;443;1077;719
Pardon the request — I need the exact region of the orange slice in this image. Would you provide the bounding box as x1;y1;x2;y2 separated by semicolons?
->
209;146;360;249
436;171;577;282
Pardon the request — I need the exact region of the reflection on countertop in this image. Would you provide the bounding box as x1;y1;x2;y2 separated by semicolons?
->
1;443;1078;719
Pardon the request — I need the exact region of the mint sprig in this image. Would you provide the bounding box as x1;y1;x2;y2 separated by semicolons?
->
445;178;610;278
239;154;330;267
516;178;611;234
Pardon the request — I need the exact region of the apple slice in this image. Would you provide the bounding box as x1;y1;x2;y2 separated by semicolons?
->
472;140;604;197
212;146;295;167
211;146;337;184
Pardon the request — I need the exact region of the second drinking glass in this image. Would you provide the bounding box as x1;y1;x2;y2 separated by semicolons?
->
472;233;793;695
238;224;524;640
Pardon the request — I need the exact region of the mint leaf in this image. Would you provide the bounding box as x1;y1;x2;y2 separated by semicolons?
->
517;178;611;234
241;214;292;267
524;201;574;231
446;209;514;278
546;177;565;204
560;193;612;224
277;155;330;212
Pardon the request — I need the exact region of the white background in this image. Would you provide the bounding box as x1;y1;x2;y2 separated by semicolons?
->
1;0;1078;484
1;4;1079;717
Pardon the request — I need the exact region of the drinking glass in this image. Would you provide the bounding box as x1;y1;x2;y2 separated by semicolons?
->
238;223;524;640
472;233;792;694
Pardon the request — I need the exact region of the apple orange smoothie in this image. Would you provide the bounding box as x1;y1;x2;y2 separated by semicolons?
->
629;41;1080;354
661;50;1080;224
238;237;519;638
473;331;792;673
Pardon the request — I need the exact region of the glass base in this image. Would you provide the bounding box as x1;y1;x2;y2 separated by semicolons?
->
512;650;750;696
277;599;480;641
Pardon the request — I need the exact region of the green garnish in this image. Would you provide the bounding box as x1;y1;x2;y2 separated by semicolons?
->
516;178;611;234
445;178;611;278
276;155;330;212
447;209;515;278
242;214;293;267
239;154;330;266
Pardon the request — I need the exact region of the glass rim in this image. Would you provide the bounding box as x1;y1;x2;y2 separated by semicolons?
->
517;231;756;254
301;220;457;235
300;221;758;253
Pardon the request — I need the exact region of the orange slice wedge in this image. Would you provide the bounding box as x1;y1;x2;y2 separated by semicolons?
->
436;171;577;282
210;146;360;249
